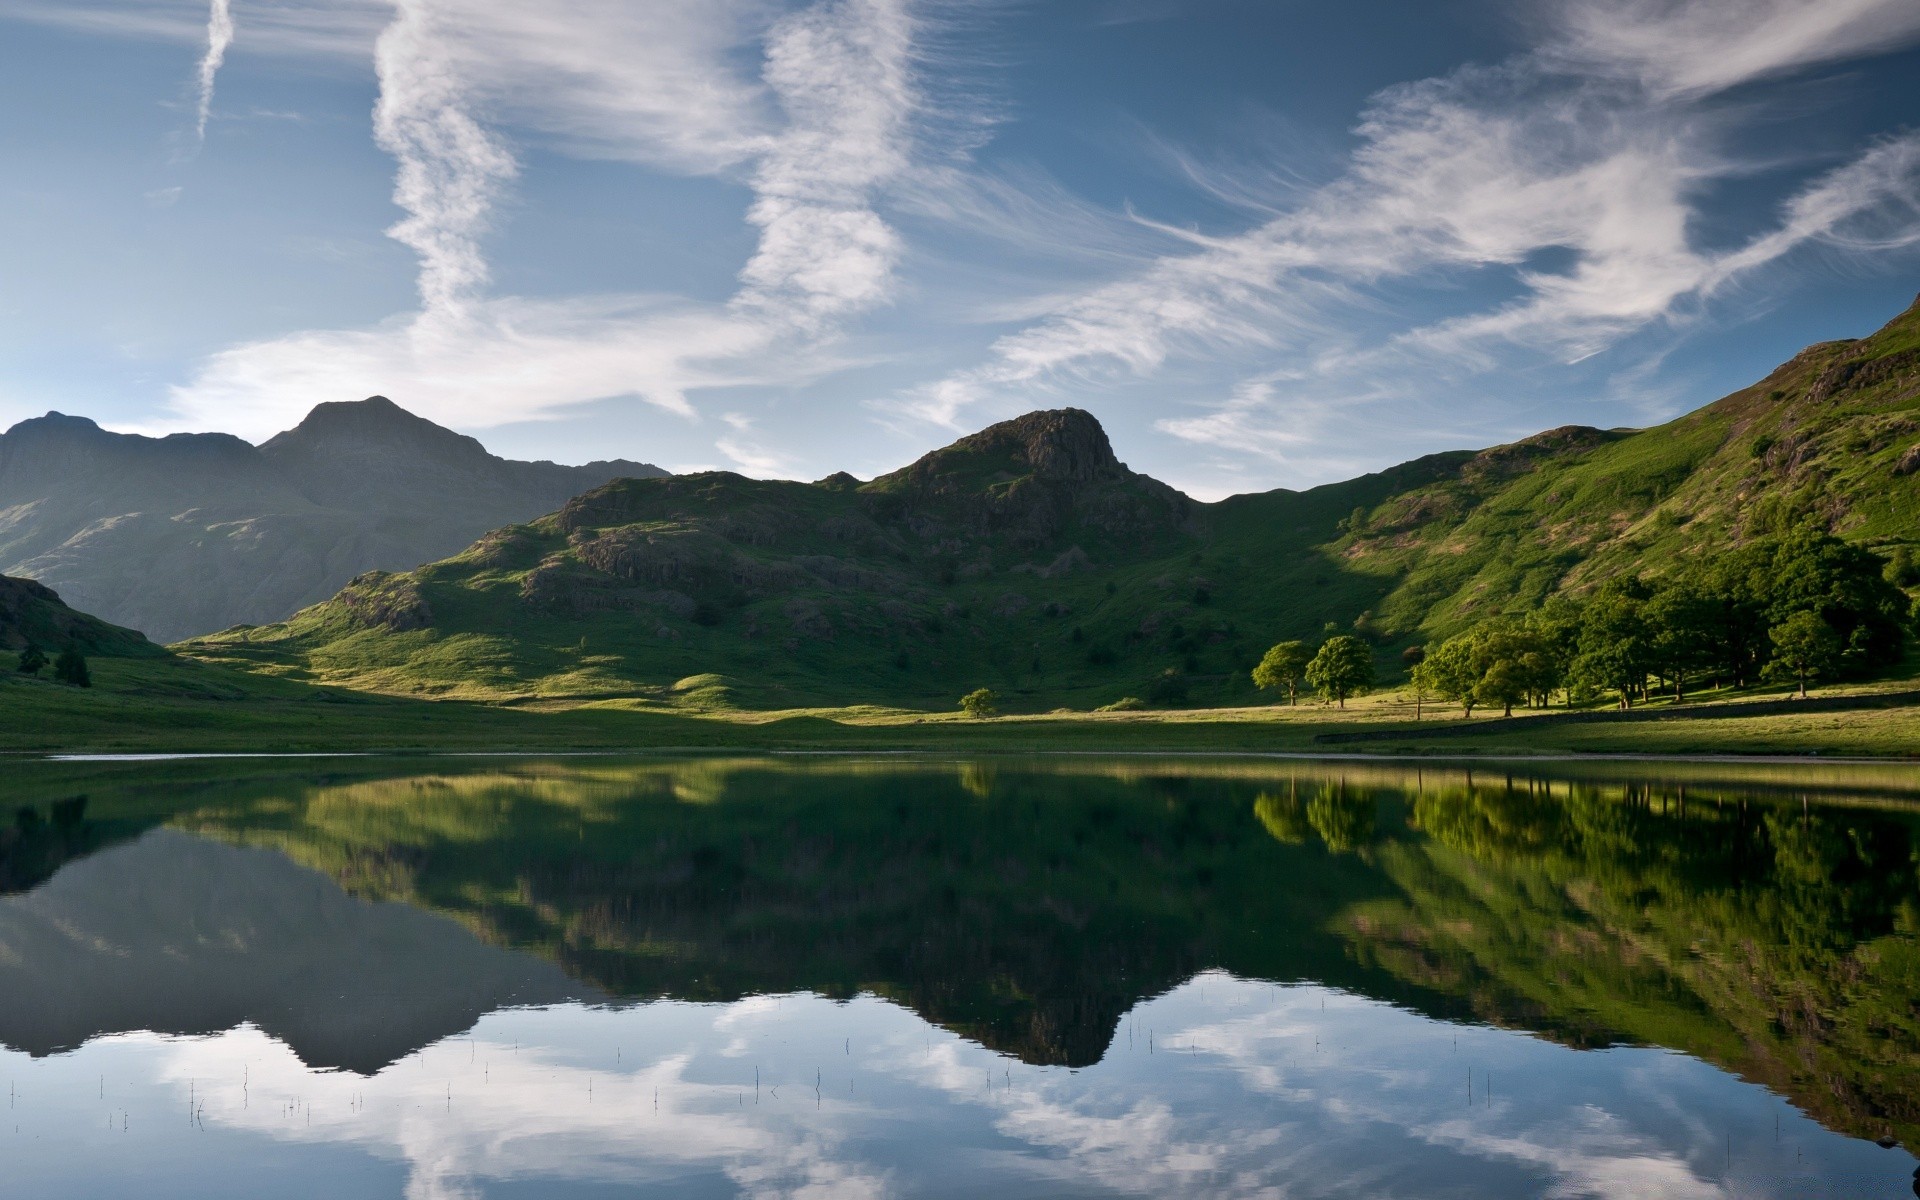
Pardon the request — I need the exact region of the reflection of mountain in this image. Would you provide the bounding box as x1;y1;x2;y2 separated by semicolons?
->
0;829;590;1072
174;762;1411;1068
6;756;1920;1148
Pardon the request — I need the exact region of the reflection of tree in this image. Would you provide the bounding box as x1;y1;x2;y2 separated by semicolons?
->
1253;789;1311;844
0;797;95;893
1354;777;1920;1146
1307;785;1375;853
16;757;1920;1152
178;764;1401;1069
1254;783;1380;854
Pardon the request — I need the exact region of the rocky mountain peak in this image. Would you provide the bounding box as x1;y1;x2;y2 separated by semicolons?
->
882;408;1126;493
260;396;492;464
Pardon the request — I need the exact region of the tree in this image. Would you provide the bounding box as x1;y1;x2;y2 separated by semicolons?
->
1403;645;1430;719
1473;657;1530;718
1251;641;1311;705
53;647;90;688
15;642;47;675
1766;611;1841;697
1573;583;1654;708
1417;635;1482;717
958;687;998;718
1305;636;1376;709
1645;583;1717;701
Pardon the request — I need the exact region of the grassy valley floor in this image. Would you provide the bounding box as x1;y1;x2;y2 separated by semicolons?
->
5;652;1920;758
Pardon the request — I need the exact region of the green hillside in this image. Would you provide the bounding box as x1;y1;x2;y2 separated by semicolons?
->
0;574;159;658
185;296;1920;710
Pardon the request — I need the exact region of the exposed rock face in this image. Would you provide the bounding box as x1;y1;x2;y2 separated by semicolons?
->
0;398;666;642
886;408;1126;489
864;408;1199;550
335;572;435;633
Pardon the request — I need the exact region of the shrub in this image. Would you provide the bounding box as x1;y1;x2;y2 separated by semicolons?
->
1096;696;1145;712
958;688;999;718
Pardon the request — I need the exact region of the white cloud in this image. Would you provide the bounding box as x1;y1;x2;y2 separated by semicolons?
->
0;0;385;60
893;0;1920;455
145;0;927;447
1544;0;1920;99
190;0;234;145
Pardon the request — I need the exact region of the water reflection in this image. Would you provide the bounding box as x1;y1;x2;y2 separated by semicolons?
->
2;755;1919;1198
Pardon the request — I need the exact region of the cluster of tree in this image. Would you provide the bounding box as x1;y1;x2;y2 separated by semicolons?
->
1252;634;1377;708
12;642;89;688
1409;530;1910;715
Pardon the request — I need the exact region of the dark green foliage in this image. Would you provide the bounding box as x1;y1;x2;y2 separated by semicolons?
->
53;647;90;688
1421;531;1906;709
16;642;46;675
1766;611;1843;697
1886;546;1919;588
1146;668;1189;706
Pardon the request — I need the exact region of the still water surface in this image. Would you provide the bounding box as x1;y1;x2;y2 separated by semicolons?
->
2;755;1918;1198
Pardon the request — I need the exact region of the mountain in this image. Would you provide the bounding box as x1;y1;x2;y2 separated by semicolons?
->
188;298;1920;709
0;573;157;657
0;396;666;643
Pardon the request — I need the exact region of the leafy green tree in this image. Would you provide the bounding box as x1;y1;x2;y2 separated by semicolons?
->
52;647;90;688
1884;545;1918;588
1473;656;1531;718
15;642;47;675
1251;640;1311;705
1416;635;1482;717
1305;635;1375;709
958;687;998;718
1573;582;1654;708
1766;611;1841;697
1717;529;1906;678
1645;583;1717;701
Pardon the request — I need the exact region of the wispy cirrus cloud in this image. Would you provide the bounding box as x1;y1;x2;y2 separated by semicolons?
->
188;0;234;146
152;0;932;448
895;0;1920;461
1543;0;1920;99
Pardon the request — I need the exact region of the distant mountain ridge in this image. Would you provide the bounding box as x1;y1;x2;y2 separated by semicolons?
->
0;397;665;642
188;295;1920;710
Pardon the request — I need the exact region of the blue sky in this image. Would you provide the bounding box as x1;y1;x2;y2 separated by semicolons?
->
1;0;1918;497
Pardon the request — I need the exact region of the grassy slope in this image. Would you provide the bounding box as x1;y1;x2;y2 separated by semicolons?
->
7;647;1920;756
176;298;1920;714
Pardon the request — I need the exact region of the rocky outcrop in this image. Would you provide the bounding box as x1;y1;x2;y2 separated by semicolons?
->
335;572;434;633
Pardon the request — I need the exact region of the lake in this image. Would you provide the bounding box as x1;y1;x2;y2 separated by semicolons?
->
3;754;1918;1198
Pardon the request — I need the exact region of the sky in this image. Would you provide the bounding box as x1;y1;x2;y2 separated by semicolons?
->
1;0;1918;498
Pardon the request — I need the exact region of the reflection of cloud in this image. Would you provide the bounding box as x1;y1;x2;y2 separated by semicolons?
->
5;980;1899;1198
147;1013;891;1200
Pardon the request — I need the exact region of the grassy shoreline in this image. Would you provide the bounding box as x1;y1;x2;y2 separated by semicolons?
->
7;654;1920;758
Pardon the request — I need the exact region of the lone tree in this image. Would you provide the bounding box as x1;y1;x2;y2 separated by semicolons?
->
16;642;47;675
53;646;90;688
1766;611;1840;697
1251;641;1311;705
958;687;999;718
1305;635;1376;709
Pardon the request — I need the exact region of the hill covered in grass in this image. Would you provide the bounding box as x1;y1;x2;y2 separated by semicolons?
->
186;296;1920;710
0;574;159;658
